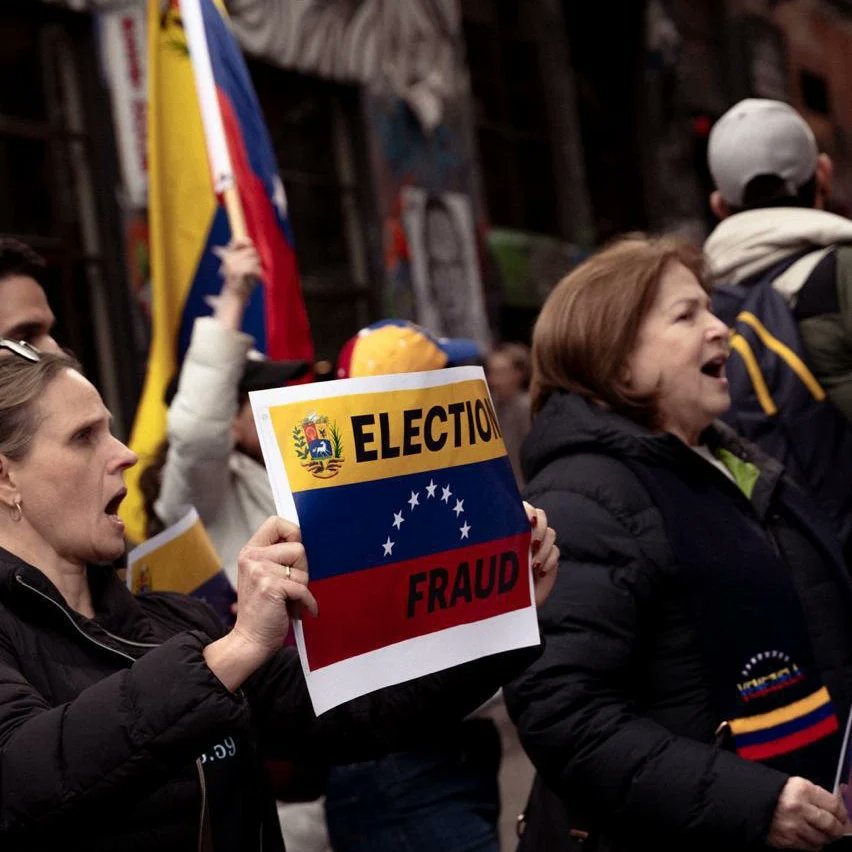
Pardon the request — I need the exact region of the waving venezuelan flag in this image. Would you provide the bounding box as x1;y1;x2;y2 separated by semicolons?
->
122;0;313;543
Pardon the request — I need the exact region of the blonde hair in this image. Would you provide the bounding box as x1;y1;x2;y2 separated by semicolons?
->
530;234;709;424
0;352;80;460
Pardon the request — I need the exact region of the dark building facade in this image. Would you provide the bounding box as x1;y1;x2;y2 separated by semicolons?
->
6;0;852;434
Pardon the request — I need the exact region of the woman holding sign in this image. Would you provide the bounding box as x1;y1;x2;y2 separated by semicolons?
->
0;346;557;852
145;238;556;851
506;235;852;852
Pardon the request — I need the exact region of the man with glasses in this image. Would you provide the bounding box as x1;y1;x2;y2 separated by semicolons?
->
0;238;58;353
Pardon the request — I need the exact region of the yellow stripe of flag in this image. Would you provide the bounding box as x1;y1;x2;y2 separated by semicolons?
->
120;1;219;543
729;687;831;735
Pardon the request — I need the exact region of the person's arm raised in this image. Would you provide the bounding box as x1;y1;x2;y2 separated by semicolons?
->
155;238;263;527
210;237;262;331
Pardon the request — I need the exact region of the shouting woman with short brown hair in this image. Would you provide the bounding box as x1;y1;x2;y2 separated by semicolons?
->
507;234;852;852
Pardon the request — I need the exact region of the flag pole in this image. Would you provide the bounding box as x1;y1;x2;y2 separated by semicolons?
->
179;0;247;239
221;186;247;240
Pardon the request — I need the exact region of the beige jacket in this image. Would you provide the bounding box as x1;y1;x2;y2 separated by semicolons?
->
154;317;274;586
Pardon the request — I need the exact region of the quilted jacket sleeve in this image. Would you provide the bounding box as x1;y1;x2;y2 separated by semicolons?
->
0;630;249;839
504;458;788;848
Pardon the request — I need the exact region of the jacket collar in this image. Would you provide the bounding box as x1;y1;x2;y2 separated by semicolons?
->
704;207;852;284
523;391;785;506
0;546;157;642
523;391;690;471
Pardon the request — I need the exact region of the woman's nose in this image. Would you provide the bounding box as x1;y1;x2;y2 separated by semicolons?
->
706;312;729;339
110;436;138;471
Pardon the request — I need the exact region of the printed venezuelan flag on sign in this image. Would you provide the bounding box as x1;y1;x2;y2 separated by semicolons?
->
251;367;539;714
122;0;312;543
127;507;236;626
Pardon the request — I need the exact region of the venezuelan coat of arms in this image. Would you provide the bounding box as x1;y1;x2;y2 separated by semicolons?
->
292;413;344;478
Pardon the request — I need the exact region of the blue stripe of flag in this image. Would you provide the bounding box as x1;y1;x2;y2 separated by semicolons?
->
734;701;835;747
200;0;295;243
295;457;525;581
178;208;267;360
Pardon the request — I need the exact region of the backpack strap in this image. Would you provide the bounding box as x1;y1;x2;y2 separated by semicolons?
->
731;310;825;410
713;248;815;328
714;247;852;546
773;247;833;307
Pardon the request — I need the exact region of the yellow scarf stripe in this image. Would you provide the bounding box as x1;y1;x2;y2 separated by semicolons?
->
736;311;826;402
729;687;831;734
729;334;778;415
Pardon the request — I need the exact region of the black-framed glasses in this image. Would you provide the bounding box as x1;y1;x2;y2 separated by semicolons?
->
0;339;41;363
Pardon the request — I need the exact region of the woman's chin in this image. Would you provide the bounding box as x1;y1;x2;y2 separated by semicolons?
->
90;533;127;565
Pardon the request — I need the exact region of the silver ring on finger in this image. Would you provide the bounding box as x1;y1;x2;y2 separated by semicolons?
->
284;565;292;580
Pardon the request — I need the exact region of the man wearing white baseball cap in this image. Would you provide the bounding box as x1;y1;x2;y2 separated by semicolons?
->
704;99;852;421
702;98;852;552
706;98;827;215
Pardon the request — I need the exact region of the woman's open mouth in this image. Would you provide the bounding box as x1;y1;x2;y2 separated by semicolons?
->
104;489;127;520
700;355;727;379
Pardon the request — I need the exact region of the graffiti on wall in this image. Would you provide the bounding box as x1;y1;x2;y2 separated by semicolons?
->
225;0;492;340
401;187;489;348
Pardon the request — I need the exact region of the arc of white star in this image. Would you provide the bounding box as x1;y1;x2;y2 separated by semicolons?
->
382;536;395;556
425;479;437;498
271;174;288;219
408;491;420;510
459;521;471;540
453;498;464;517
441;485;452;503
392;510;405;529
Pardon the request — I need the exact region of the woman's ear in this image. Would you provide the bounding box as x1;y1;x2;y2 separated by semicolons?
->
0;455;19;507
815;153;834;209
709;191;731;220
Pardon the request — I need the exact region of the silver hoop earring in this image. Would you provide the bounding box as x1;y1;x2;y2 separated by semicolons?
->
9;500;21;523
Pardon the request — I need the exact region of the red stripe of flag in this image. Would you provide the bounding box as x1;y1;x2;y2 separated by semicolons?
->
303;532;531;670
217;89;313;362
737;714;839;761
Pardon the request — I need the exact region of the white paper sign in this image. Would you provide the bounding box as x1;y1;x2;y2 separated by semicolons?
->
250;366;539;713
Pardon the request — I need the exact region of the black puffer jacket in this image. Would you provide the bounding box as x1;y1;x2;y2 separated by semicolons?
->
505;391;852;852
0;548;535;852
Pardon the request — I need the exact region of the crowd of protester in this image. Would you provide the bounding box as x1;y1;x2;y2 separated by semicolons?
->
2;95;852;852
